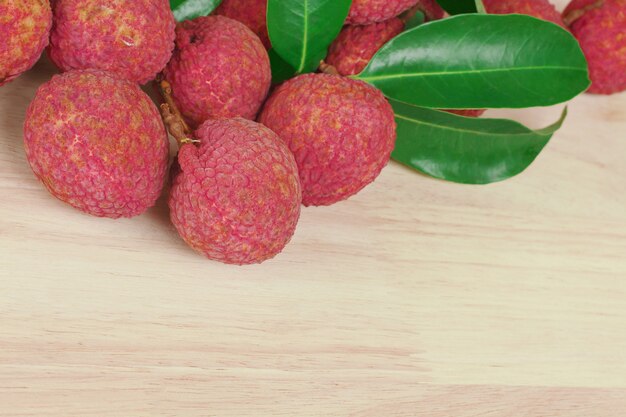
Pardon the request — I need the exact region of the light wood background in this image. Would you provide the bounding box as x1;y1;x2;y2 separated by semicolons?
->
1;2;625;414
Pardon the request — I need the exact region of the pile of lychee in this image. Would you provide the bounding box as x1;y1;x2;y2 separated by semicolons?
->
2;0;625;265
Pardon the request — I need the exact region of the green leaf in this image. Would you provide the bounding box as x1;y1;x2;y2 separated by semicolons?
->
170;0;222;22
356;14;590;109
436;0;477;14
267;0;352;74
269;49;296;84
391;100;567;184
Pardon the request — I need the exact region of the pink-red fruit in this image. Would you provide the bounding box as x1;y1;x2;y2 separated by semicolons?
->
482;0;565;27
0;0;52;86
564;0;626;94
164;16;271;127
347;0;420;24
214;0;270;49
169;118;301;265
259;74;396;207
24;70;169;218
49;0;175;84
326;18;405;76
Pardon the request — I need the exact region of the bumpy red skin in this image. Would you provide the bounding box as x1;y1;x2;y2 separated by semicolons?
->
169;118;301;265
564;0;626;94
164;16;271;127
214;0;270;49
49;0;175;84
326;18;405;76
259;74;396;207
347;0;419;24
24;70;169;219
483;0;565;27
0;0;52;86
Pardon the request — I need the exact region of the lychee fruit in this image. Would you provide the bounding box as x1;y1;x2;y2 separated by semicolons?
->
49;0;175;84
168;118;302;265
482;0;565;27
563;0;626;95
24;70;170;218
0;0;52;86
214;0;270;49
164;16;271;127
326;18;405;76
259;74;396;207
347;0;420;25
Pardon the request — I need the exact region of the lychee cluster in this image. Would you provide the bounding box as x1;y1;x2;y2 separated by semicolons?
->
11;0;619;267
0;0;52;86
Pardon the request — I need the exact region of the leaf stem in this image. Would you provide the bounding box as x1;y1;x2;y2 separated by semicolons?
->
156;76;199;148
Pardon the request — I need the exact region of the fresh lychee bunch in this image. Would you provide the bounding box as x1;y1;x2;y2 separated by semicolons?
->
49;0;175;84
482;0;565;27
164;16;271;127
564;0;626;94
259;74;396;207
214;0;270;49
24;70;170;218
0;0;52;86
168;118;302;265
326;18;405;76
347;0;420;24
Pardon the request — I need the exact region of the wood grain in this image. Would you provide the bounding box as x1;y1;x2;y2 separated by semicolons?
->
1;1;625;414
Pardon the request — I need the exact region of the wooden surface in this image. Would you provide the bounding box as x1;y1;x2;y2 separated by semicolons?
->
1;9;626;417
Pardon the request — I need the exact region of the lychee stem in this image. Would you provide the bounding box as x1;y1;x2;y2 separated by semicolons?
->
400;4;424;24
563;0;604;26
318;61;340;76
157;77;199;147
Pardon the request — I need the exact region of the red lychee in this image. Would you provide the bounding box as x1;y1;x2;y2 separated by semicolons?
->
49;0;175;84
259;74;396;207
164;16;271;127
24;70;170;219
214;0;270;49
169;118;301;265
326;18;405;77
482;0;565;27
347;0;420;24
0;0;52;86
564;0;626;94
